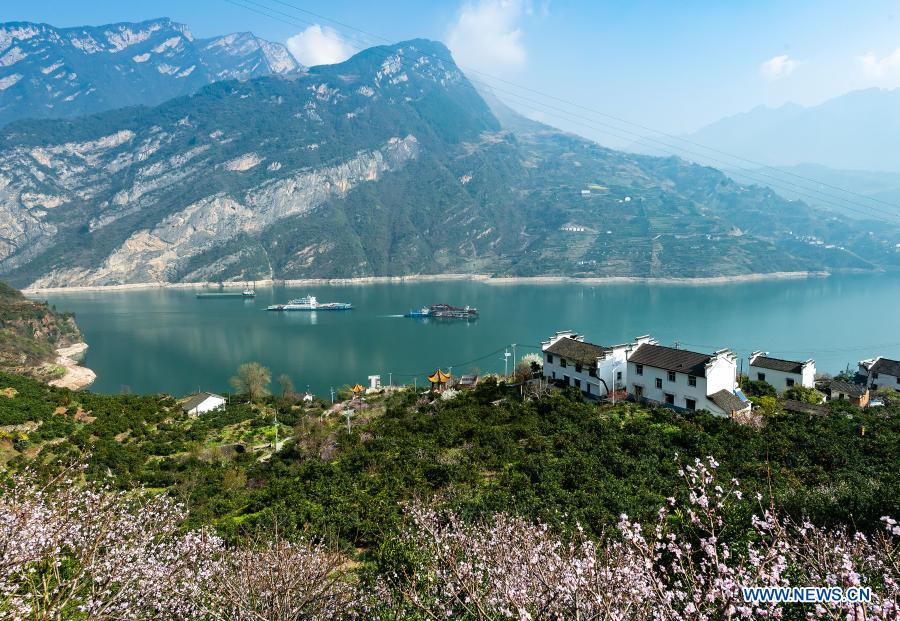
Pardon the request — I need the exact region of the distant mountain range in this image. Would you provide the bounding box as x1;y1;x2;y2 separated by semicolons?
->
0;28;896;288
0;18;301;126
684;88;900;173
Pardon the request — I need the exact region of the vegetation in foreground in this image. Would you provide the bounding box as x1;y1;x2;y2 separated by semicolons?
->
3;456;897;620
2;367;899;618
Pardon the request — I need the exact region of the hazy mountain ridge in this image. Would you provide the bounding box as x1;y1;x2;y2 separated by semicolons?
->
684;88;900;173
0;17;302;126
0;38;896;288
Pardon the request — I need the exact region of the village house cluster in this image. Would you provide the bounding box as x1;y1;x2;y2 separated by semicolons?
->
539;330;899;417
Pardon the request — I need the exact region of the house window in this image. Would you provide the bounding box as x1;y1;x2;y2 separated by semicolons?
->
655;378;663;389
896;377;900;385
574;378;581;389
668;371;676;382
685;398;696;411
616;371;622;381
634;385;644;398
586;383;591;394
552;372;556;379
546;353;553;364
688;375;697;387
636;364;643;376
575;363;582;373
589;368;597;378
872;372;879;379
664;393;675;405
786;378;795;387
757;372;766;381
564;375;570;385
560;358;567;368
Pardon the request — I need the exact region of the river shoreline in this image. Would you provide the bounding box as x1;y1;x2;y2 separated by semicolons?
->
47;342;96;391
22;270;831;295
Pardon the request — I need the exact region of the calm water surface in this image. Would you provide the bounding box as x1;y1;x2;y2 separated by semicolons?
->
38;273;900;396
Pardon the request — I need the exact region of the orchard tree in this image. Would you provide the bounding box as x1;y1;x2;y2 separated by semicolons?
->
230;361;272;403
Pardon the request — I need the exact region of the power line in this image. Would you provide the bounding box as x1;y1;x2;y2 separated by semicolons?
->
226;0;900;220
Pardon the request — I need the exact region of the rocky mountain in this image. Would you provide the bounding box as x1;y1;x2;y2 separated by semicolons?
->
0;39;896;289
683;88;900;173
0;18;301;126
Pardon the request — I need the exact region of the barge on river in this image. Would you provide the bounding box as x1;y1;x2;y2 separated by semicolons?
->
404;303;478;320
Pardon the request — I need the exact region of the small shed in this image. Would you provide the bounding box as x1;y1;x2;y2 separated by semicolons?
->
182;392;226;416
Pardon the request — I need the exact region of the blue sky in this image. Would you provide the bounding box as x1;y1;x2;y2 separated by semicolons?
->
5;0;900;143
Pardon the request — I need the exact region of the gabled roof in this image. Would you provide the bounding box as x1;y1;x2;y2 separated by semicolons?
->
871;357;900;377
629;343;710;377
428;369;450;383
709;389;749;414
750;355;805;374
545;337;611;367
182;392;224;412
828;380;867;397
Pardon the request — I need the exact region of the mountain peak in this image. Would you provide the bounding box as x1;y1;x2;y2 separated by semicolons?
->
0;18;301;126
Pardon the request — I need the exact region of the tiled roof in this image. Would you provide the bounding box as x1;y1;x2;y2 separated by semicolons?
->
871;357;900;377
182;392;223;412
828;380;867;397
546;337;610;367
629;343;710;377
709;389;749;414
751;355;804;374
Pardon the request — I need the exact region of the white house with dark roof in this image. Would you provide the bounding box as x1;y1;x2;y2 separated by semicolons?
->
626;339;748;417
541;331;630;399
182;392;226;416
859;357;900;391
748;352;815;392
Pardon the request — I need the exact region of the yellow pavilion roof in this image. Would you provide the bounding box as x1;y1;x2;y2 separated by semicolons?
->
351;384;365;393
428;369;450;383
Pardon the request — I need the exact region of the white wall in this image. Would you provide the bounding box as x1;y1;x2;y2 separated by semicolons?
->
749;360;815;393
627;361;718;413
190;395;226;415
869;371;900;391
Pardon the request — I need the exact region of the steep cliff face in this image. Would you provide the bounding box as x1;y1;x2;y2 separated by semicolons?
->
0;18;302;126
0;39;895;288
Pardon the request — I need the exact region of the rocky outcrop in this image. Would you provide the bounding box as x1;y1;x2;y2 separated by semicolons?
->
27;135;418;287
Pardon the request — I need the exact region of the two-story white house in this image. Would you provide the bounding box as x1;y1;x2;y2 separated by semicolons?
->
626;339;749;417
541;331;630;399
748;352;816;392
859;357;900;391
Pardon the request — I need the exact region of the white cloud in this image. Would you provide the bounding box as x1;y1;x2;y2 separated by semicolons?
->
447;0;528;73
760;54;799;80
859;48;900;82
286;25;354;67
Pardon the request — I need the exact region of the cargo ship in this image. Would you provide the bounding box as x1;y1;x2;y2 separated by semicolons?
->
404;303;478;320
197;288;255;298
266;295;352;311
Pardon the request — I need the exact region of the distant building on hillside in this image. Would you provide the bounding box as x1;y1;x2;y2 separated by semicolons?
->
182;392;226;416
541;331;630;399
748;352;816;392
627;340;749;417
858;357;900;391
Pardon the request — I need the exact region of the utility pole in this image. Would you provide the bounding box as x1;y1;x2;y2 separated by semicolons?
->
502;349;511;377
511;343;517;371
273;408;278;452
389;372;392;388
330;386;335;403
344;409;352;435
414;377;417;391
